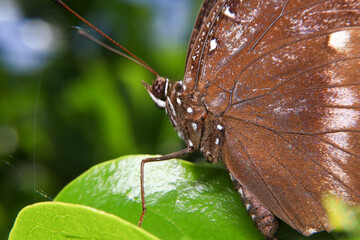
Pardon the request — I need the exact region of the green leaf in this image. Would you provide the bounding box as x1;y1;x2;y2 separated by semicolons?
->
9;201;158;240
55;155;262;240
10;155;341;239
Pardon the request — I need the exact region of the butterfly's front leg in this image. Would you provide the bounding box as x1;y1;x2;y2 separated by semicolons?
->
230;174;280;240
138;146;194;227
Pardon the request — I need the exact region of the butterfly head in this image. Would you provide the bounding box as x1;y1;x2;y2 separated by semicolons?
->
142;77;170;109
143;77;209;150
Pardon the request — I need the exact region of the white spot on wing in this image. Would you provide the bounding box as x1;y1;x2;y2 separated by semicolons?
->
216;124;224;131
176;98;181;105
187;107;193;114
188;140;193;147
323;108;359;131
223;6;236;19
329;30;350;52
191;122;197;130
223;24;245;55
210;39;217;51
215;138;219;145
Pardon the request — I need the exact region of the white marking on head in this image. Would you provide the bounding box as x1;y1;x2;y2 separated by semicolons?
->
164;78;169;96
176;98;181;105
215;138;219;145
210;39;217;51
216;124;224;131
167;96;176;116
191;122;197;131
188;140;193;147
223;6;236;19
147;91;165;108
329;30;350;52
187;107;193;114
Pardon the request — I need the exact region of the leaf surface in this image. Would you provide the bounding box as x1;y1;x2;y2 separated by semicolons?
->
9;201;158;240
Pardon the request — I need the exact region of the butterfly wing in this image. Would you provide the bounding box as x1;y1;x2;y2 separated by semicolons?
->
186;0;218;63
184;0;298;91
185;0;360;93
185;0;360;235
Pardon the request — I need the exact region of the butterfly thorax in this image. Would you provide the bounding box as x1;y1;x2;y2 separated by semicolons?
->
143;77;224;163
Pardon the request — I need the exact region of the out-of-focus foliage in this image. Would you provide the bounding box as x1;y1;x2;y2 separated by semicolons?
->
0;0;202;238
325;195;360;239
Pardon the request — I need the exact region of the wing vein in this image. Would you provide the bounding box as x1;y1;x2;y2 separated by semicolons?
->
222;26;360;115
226;124;300;230
230;58;360;106
194;0;228;91
229;123;328;228
225;115;360;199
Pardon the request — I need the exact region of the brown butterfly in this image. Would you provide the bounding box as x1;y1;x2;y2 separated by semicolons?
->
55;0;360;239
141;0;360;239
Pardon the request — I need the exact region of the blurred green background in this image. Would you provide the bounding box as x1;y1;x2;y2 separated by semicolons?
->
0;0;203;238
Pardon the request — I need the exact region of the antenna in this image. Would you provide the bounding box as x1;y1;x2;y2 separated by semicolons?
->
77;29;151;70
53;0;159;77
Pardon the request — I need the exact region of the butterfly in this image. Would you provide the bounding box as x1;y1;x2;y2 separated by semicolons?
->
54;0;360;238
141;0;360;239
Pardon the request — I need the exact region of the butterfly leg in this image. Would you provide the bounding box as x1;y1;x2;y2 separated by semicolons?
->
230;174;280;239
138;146;194;227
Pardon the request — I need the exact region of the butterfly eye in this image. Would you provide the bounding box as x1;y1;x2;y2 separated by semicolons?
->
152;77;168;101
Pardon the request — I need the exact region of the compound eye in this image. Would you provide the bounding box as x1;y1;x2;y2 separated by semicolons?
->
152;77;168;101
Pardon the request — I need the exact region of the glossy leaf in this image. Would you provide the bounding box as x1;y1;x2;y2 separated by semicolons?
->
55;155;262;239
53;155;336;240
9;201;158;240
